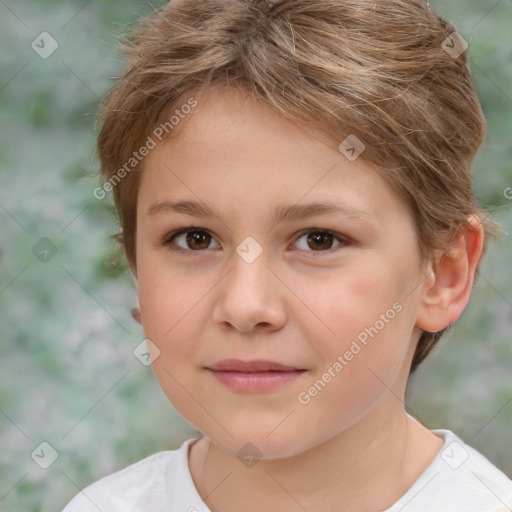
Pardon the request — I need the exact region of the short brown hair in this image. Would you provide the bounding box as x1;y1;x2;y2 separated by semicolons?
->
96;0;502;373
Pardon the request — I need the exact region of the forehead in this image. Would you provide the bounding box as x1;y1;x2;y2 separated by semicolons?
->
138;88;414;232
164;87;342;157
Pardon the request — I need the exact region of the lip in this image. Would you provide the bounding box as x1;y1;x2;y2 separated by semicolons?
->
205;359;307;392
207;359;304;372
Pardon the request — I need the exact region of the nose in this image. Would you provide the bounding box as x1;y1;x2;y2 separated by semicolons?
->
211;250;287;334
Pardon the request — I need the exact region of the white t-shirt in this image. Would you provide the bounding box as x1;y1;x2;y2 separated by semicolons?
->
62;429;512;512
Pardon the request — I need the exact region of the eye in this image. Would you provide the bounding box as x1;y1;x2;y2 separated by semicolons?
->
292;229;348;254
163;228;220;252
162;227;349;255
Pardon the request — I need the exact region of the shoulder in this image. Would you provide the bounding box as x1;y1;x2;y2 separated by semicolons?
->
387;429;512;512
61;438;201;512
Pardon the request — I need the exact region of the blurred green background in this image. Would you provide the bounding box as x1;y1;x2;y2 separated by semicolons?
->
0;1;510;510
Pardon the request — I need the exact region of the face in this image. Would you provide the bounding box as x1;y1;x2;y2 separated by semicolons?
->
135;87;427;459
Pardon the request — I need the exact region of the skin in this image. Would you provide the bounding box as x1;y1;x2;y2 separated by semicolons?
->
131;87;484;511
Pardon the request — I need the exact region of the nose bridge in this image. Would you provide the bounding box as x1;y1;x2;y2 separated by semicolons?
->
228;238;274;304
212;238;286;332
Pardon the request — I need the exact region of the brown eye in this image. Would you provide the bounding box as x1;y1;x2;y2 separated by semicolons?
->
165;229;220;251
294;229;346;253
163;227;348;255
307;231;335;251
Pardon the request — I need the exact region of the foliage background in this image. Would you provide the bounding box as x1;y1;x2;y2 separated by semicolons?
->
0;0;510;510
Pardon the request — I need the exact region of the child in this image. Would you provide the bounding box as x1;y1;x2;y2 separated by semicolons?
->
64;0;512;510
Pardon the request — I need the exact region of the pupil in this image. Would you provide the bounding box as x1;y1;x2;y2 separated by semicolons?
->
187;231;210;250
308;231;332;251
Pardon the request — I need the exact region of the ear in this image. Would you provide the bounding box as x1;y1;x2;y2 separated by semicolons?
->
117;230;137;279
127;254;142;325
415;215;484;333
131;306;143;325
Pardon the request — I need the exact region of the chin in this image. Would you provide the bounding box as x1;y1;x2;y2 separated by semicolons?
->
205;422;316;462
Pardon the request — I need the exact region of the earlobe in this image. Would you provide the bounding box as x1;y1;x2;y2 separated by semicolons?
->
128;258;142;325
131;306;143;325
416;215;484;333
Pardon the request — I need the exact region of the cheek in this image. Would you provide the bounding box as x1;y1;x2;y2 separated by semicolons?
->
307;262;414;390
317;264;404;339
136;250;204;340
135;255;212;415
137;283;206;431
294;294;411;443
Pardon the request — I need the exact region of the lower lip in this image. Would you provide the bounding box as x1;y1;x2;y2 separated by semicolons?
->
207;370;306;392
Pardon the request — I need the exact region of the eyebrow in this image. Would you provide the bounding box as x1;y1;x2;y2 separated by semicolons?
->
146;199;377;226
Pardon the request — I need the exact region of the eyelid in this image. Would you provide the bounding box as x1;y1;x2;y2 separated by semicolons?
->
294;227;350;243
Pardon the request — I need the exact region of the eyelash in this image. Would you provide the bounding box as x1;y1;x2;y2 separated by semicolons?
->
161;226;351;257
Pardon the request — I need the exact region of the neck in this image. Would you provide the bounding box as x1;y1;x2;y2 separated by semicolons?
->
189;401;444;512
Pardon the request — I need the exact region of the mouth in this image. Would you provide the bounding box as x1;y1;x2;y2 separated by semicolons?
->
205;359;308;392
